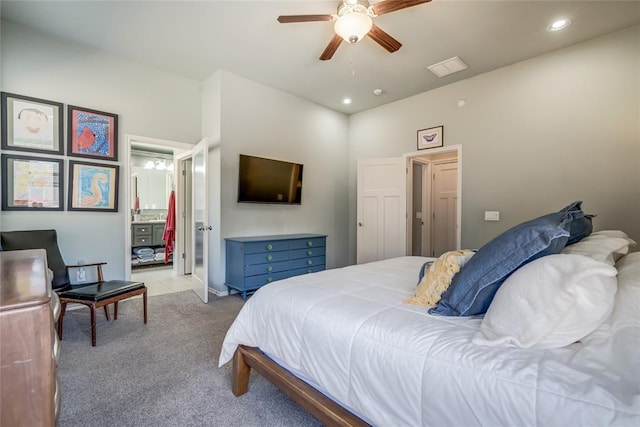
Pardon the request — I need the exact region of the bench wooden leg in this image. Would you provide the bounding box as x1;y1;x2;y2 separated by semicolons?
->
143;288;148;324
90;304;97;347
114;301;119;320
104;305;110;321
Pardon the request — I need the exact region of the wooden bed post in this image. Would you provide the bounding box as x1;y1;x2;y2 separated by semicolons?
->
232;346;251;396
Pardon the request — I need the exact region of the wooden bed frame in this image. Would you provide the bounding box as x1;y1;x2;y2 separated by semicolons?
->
232;345;369;427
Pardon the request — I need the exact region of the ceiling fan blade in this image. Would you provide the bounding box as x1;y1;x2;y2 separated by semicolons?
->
372;0;430;16
367;24;402;53
277;14;333;23
319;35;343;61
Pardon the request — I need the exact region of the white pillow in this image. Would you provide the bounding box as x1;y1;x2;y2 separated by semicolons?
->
592;230;637;246
472;254;618;349
606;252;640;326
562;230;636;265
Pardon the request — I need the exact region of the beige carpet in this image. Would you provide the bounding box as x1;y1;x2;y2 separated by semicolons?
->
57;290;323;427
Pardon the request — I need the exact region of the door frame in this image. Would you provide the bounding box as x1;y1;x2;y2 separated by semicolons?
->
123;134;193;280
404;144;462;256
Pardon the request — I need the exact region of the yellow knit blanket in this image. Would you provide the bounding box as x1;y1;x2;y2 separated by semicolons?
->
405;249;474;307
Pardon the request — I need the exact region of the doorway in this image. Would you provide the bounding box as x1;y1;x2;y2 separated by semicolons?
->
409;153;459;257
124;134;194;297
355;145;461;264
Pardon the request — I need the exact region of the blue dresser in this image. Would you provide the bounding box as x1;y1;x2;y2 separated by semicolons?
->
225;233;327;299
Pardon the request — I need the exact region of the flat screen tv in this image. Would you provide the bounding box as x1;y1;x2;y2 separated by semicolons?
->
237;154;303;204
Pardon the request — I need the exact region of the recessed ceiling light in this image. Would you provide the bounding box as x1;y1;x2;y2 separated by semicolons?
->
548;18;571;32
343;98;352;105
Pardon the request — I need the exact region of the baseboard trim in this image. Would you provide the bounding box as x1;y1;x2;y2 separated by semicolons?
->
210;287;229;297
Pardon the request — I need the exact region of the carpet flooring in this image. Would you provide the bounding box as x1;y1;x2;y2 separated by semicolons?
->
57;290;323;426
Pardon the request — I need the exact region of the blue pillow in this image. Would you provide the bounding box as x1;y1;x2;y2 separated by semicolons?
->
559;201;595;245
430;210;577;317
417;261;432;285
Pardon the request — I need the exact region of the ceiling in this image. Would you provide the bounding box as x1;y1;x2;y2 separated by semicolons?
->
2;1;639;114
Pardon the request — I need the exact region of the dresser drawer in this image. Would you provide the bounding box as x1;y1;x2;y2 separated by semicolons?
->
289;264;325;277
289;256;325;270
133;235;153;246
289;237;325;250
290;247;324;260
243;240;289;254
245;260;289;276
244;271;290;289
245;251;289;265
133;225;152;236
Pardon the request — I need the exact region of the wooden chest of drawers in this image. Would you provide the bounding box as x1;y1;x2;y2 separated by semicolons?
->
225;234;327;299
0;249;61;426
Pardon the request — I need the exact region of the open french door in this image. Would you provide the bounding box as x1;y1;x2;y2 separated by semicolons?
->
178;138;210;303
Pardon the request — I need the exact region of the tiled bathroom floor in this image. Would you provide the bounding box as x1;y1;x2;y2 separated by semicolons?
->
131;266;193;297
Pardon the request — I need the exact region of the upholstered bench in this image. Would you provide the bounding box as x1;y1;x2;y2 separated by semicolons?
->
57;280;147;346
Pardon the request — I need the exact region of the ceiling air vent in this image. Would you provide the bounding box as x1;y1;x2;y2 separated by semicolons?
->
427;56;468;78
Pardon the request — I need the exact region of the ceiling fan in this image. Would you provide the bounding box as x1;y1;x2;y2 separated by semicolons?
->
277;0;431;61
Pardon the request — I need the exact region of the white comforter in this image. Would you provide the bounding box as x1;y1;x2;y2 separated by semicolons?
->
219;256;640;426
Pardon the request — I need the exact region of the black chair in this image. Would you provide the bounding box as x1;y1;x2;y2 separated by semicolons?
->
0;229;105;292
0;229;147;346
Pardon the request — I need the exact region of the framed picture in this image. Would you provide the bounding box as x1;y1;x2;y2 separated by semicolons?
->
68;160;119;212
1;154;64;211
67;105;118;161
417;126;444;150
1;92;64;155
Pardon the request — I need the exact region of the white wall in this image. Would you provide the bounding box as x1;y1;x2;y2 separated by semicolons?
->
348;25;640;261
207;71;350;292
1;21;201;278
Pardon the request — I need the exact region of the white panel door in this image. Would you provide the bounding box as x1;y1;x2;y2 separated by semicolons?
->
431;161;458;257
191;138;210;303
357;158;406;264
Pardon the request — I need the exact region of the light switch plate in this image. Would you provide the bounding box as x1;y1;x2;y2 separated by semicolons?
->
484;211;500;221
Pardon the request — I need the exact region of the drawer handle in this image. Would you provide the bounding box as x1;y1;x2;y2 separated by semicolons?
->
267;266;273;272
267;277;273;283
267;255;273;261
307;269;313;274
307;259;313;266
307;241;313;247
266;244;273;250
307;250;313;256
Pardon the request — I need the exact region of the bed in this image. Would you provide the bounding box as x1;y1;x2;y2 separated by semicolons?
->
219;230;640;426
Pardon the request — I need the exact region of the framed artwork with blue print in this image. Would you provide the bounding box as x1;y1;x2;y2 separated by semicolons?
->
68;160;119;212
67;105;118;161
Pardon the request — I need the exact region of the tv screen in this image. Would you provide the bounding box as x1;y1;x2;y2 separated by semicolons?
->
237;154;303;204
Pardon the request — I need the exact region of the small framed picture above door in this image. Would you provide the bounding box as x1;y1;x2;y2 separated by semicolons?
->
417;126;444;150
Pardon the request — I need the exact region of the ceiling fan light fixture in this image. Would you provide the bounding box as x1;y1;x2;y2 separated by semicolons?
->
334;11;373;44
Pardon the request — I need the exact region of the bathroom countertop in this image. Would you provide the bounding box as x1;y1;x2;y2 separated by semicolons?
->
132;220;166;224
